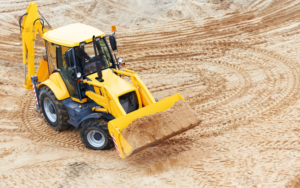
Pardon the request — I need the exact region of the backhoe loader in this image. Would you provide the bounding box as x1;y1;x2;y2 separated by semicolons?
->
20;2;201;158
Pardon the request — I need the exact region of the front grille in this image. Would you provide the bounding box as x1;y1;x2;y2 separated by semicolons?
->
119;91;139;114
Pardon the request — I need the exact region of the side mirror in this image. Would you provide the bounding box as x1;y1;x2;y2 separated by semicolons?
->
109;35;117;51
118;57;125;67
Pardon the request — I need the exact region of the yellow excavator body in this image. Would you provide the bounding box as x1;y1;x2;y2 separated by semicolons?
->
20;1;201;158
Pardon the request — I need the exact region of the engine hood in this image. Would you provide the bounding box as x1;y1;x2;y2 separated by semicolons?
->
87;69;136;97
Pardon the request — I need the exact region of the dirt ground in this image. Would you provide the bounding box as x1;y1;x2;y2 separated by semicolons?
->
122;100;200;154
1;0;300;187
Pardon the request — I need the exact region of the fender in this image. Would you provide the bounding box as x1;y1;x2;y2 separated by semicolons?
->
75;112;115;132
75;113;102;132
38;72;70;100
75;113;115;132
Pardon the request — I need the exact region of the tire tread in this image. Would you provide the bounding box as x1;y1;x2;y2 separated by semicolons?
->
80;118;112;150
39;87;70;131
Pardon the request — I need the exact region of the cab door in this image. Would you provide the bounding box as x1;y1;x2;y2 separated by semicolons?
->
56;46;84;102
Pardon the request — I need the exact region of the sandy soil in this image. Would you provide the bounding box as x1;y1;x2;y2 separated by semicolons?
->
2;0;300;187
122;100;200;154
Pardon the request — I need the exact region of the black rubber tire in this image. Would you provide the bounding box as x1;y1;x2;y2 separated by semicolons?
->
39;86;70;131
80;118;112;150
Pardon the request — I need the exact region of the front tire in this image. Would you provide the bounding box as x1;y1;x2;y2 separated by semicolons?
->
39;87;70;131
80;119;111;150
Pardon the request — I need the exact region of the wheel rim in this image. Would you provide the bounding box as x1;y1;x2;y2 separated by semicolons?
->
87;130;105;148
43;98;57;122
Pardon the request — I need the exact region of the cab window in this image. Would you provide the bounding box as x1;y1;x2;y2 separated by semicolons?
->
45;41;57;74
75;38;114;76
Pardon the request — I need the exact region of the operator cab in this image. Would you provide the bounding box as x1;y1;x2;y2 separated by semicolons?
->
42;23;117;102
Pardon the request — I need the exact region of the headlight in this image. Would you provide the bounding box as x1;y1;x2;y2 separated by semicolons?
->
76;72;81;78
118;57;123;63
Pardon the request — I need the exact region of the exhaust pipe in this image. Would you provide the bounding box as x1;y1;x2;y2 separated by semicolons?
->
93;35;104;82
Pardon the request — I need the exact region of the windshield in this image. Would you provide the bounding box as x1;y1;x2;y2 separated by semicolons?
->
75;38;113;75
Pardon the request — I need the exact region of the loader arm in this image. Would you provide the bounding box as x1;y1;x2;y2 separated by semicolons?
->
114;69;156;106
20;2;50;89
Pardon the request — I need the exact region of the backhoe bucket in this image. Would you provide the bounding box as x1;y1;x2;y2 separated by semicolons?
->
107;93;201;158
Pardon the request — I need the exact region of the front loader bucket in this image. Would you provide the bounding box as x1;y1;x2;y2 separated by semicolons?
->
108;93;201;158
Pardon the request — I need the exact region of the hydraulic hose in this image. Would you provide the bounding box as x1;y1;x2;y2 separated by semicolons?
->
33;18;45;32
19;13;28;35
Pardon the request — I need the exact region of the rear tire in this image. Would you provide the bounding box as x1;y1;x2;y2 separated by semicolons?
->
80;119;112;150
39;86;70;131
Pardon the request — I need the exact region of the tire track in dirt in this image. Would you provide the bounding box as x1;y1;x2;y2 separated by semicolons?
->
4;0;300;187
13;35;300;187
19;41;298;153
21;94;85;150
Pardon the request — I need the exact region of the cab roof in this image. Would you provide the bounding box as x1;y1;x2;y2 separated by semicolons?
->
42;23;105;47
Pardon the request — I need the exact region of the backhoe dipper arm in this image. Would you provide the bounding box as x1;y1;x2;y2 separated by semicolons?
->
20;2;49;89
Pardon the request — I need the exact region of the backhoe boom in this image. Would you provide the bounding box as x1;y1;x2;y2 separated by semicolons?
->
20;2;49;89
